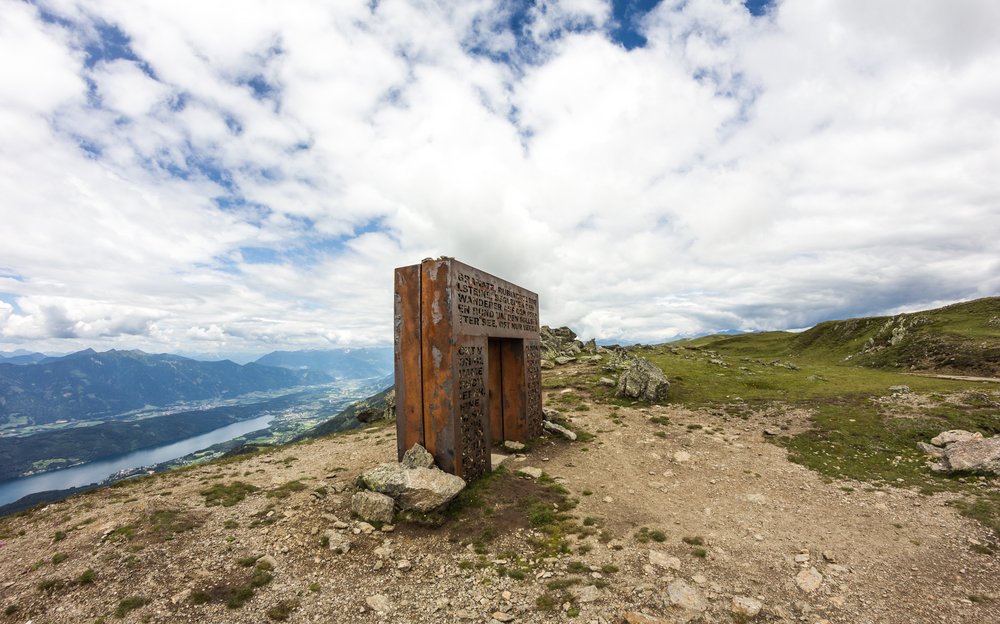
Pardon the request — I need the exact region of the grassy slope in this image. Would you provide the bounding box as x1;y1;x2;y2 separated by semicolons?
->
681;296;1000;373
561;298;1000;535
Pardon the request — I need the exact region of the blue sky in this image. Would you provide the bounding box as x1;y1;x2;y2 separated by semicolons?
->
1;0;998;357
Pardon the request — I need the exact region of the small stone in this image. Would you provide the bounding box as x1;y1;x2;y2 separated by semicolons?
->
822;551;836;563
623;613;669;624
365;594;391;614
795;567;823;592
518;467;543;479
397;559;412;571
492;612;516;622
764;427;782;436
504;440;525;452
577;584;602;603
692;574;707;585
674;451;691;463
731;596;763;617
649;551;681;570
602;496;613;503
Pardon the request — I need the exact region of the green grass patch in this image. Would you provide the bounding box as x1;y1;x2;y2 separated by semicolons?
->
114;596;146;618
267;599;300;621
201;482;259;507
266;480;307;499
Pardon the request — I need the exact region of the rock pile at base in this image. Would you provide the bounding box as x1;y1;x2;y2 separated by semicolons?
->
353;444;466;519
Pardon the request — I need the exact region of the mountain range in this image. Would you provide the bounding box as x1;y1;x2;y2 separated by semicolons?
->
252;347;393;380
0;349;332;429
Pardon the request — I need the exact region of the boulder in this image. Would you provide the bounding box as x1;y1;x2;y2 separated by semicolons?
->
616;358;671;403
357;463;466;512
933;436;1000;474
584;338;597;353
602;347;638;371
931;430;983;447
540;325;581;360
401;443;435;469
916;442;943;457
351;490;395;524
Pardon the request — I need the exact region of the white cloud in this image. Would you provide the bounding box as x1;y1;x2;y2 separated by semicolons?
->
1;0;998;355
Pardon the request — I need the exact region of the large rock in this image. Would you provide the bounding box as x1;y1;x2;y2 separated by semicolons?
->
540;326;584;360
394;468;466;512
401;443;435;469
351;490;395;524
616;357;671;403
933;436;1000;474
602;347;638;371
357;453;466;513
931;430;982;447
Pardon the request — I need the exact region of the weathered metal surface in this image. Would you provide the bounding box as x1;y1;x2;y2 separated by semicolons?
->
394;258;540;481
457;337;490;480
524;338;542;440
394;265;424;460
488;339;504;447
420;259;455;474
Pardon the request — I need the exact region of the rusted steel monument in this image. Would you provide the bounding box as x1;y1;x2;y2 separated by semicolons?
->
394;258;541;482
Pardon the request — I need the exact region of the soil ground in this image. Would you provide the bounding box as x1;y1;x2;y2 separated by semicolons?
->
1;363;998;624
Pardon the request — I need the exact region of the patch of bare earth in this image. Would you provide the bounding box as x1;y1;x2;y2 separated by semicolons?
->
1;376;998;623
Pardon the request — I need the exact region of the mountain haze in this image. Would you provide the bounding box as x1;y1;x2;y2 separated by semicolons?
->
0;349;332;428
253;348;393;380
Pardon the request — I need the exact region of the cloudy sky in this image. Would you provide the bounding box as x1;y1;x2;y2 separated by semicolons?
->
2;0;998;359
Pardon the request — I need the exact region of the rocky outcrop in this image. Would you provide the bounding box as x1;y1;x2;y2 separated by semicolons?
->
356;444;466;512
602;347;638;372
932;437;1000;474
922;429;1000;475
540;326;583;360
356;408;383;424
931;430;982;447
615;358;670;403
